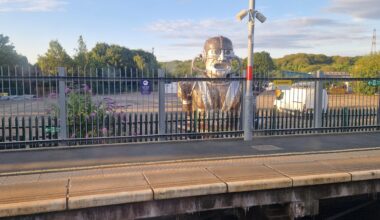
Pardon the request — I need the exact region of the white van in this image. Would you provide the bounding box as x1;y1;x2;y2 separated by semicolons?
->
274;87;328;112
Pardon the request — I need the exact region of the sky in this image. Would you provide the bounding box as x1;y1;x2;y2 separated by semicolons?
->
0;0;379;63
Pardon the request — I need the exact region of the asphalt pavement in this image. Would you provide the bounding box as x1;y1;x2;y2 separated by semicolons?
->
0;132;379;174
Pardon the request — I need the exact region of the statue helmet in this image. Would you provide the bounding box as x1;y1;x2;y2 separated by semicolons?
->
203;36;233;56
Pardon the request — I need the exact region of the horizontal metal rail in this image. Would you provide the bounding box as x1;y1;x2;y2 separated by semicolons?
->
0;76;379;81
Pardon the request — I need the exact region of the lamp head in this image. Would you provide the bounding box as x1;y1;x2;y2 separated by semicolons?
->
236;9;248;21
255;11;267;23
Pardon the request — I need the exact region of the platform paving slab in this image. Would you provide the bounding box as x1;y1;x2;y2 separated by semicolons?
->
1;149;380;218
144;168;227;200
68;173;153;210
267;161;352;187
0;179;67;217
321;156;380;181
0;199;67;218
2;174;41;185
208;165;292;193
0;177;6;185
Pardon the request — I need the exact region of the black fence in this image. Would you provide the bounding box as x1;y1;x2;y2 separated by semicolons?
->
0;66;379;150
1;107;378;150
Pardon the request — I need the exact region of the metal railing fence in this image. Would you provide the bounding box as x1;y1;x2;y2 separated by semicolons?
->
0;66;379;150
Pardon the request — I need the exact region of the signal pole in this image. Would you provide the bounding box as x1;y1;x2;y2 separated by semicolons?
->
243;0;255;141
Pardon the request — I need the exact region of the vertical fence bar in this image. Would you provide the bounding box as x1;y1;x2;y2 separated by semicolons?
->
58;67;67;144
28;117;32;144
1;117;4;143
158;69;166;141
314;71;323;131
8;117;12;142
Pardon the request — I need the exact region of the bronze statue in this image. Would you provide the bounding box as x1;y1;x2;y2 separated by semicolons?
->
178;36;242;113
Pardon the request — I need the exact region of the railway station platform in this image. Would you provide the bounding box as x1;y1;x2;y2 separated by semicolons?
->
0;132;380;219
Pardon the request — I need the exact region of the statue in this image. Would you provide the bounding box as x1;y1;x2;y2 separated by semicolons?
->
178;36;242;113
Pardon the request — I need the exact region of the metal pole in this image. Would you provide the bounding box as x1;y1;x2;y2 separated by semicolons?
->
240;71;246;130
58;67;67;143
377;86;380;130
244;0;255;141
158;69;166;141
314;71;323;130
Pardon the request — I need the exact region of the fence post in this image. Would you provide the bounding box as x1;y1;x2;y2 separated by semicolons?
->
58;67;67;143
377;89;380;130
314;70;324;131
158;69;166;141
240;71;246;130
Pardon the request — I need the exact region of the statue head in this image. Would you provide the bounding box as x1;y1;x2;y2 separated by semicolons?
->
203;36;235;78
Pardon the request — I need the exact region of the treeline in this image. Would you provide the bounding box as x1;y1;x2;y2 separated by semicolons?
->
160;52;363;77
0;34;378;82
275;53;360;73
160;52;379;95
0;34;158;75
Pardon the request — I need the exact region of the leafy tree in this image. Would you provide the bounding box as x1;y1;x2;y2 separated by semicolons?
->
160;60;190;77
88;43;157;76
254;51;275;77
37;40;73;75
0;34;28;66
351;54;380;95
242;51;275;77
73;35;89;70
174;60;192;76
133;54;146;71
167;59;204;77
133;49;158;75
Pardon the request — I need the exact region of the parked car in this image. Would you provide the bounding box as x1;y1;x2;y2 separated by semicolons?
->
274;87;328;112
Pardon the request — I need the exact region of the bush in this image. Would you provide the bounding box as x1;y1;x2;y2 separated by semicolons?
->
351;54;380;95
50;84;117;138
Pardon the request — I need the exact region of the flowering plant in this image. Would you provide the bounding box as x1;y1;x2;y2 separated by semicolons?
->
49;84;117;138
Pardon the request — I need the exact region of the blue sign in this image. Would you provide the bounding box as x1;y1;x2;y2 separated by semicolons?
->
140;79;152;95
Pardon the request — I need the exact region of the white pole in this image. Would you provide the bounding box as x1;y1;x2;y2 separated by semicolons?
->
244;0;255;141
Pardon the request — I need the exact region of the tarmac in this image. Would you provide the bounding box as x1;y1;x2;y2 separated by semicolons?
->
0;132;379;174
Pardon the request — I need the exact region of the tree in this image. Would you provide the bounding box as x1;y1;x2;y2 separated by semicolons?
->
351;54;380;95
253;51;275;77
37;40;73;75
132;49;158;74
133;54;146;71
0;34;28;67
173;60;192;76
159;60;191;77
88;43;158;76
74;35;89;70
88;43;134;71
242;51;275;77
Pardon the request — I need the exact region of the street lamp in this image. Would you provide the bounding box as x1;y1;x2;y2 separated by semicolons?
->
236;0;266;141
